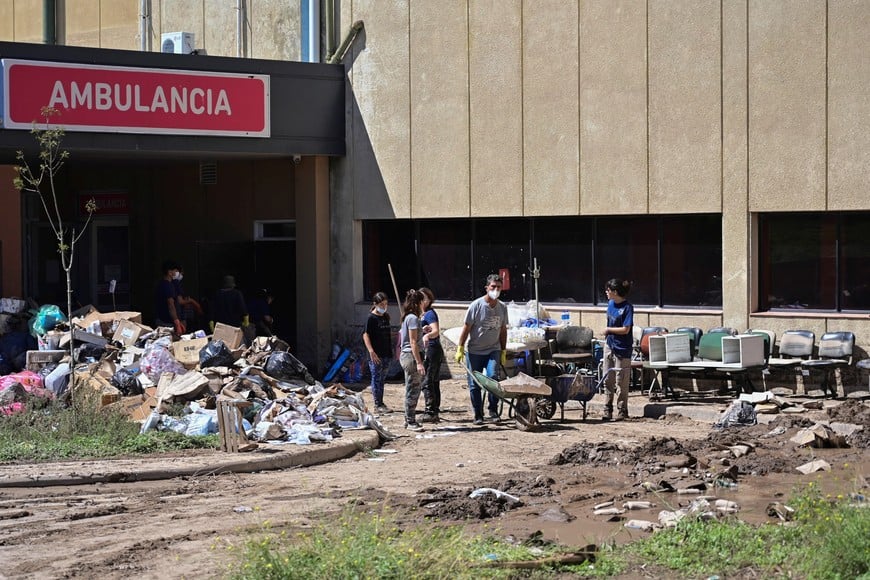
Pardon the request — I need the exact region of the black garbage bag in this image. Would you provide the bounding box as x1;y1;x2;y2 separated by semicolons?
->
264;351;315;385
76;343;106;363
199;339;236;368
111;368;144;396
715;400;757;429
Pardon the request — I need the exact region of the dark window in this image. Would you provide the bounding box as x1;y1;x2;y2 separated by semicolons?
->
362;215;723;309
596;217;659;306
760;212;869;312
533;217;593;304
419;220;472;301
662;215;723;307
473;219;530;303
362;220;415;304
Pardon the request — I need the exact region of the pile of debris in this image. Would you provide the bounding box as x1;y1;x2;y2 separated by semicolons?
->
0;299;375;446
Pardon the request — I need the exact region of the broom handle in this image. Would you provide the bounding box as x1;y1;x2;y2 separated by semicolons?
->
387;263;402;306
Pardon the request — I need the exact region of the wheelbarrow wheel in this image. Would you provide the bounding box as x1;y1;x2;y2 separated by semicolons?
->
535;398;557;420
512;395;537;431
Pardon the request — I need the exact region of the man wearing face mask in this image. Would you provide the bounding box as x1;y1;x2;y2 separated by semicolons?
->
455;274;508;424
154;260;185;335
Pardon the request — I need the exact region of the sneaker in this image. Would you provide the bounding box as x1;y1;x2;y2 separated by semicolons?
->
473;417;484;426
601;414;612;422
487;412;501;421
616;414;629;421
375;405;392;415
419;413;440;423
404;422;424;432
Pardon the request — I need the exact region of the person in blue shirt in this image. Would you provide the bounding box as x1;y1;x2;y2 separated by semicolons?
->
418;287;443;423
154;260;184;335
602;278;634;421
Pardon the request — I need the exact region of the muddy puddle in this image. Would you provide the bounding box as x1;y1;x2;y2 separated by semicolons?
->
391;400;869;548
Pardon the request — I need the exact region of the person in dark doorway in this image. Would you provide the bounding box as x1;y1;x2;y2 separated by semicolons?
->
455;274;508;425
247;288;275;337
418;287;443;423
154;260;185;335
361;291;392;415
399;289;426;432
173;265;203;333
602;278;634;421
209;275;249;331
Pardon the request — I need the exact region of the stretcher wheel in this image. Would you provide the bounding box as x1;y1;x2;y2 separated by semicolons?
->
535;398;557;420
512;395;538;431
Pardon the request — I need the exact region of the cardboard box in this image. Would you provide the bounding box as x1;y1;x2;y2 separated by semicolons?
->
171;337;209;367
112;319;144;346
213;323;244;350
26;349;66;371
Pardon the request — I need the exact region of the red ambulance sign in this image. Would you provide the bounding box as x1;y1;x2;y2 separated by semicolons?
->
1;59;270;137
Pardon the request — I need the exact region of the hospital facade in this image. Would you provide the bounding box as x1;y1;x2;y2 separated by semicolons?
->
0;0;867;370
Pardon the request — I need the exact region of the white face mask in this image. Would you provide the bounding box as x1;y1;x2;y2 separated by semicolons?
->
375;306;386;315
172;271;182;281
487;289;500;300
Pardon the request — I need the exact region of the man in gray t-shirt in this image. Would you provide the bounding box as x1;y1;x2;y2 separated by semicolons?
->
456;274;508;424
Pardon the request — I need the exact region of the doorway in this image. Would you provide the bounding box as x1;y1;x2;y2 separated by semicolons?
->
89;218;131;311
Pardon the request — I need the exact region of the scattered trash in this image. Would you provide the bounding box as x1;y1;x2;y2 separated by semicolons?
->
469;488;522;504
233;506;253;513
715;399;757;428
593;507;625;516
766;501;795;521
624;519;658;532
790;424;848;448
372;449;397;454
623;501;655;510
796;459;831;474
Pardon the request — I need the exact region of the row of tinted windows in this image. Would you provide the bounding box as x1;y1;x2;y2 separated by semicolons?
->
362;215;723;307
759;212;869;312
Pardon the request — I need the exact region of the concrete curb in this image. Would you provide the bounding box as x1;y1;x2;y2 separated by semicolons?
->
0;430;381;489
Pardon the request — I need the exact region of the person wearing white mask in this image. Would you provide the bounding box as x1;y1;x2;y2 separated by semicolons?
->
455;274;508;424
362;291;393;414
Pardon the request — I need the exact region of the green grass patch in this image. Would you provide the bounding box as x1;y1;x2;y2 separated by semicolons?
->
629;483;870;578
225;507;612;579
0;390;218;462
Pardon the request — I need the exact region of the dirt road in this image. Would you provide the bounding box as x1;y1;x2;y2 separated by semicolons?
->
0;380;867;579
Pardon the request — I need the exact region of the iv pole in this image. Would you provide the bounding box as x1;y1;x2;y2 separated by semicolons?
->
529;258;541;374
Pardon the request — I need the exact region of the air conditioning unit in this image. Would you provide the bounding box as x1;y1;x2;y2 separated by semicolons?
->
161;32;195;54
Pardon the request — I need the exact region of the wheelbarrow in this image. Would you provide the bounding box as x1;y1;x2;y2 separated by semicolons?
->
467;369;552;431
535;368;616;421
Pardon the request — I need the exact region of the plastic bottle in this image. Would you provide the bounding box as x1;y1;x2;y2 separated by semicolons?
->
561;311;570;325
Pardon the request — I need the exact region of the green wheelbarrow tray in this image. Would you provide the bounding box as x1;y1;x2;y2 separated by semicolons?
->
470;371;552;431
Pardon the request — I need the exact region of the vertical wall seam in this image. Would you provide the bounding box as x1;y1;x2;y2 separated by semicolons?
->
520;0;525;217
825;0;829;212
719;0;727;320
745;0;750;218
407;1;412;219
577;2;582;215
645;0;650;214
467;0;471;217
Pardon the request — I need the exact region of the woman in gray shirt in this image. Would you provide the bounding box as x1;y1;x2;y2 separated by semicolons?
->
399;289;426;431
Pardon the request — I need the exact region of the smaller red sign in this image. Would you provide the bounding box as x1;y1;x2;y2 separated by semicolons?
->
499;268;511;291
80;193;128;216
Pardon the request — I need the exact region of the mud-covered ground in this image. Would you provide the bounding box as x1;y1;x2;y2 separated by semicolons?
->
0;380;867;579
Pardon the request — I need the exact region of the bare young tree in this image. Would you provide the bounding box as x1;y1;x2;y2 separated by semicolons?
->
12;107;96;397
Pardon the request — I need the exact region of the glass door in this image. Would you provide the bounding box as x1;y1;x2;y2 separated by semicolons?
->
90;219;130;311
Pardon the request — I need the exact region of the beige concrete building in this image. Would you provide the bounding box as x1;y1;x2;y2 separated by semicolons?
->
1;1;868;380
